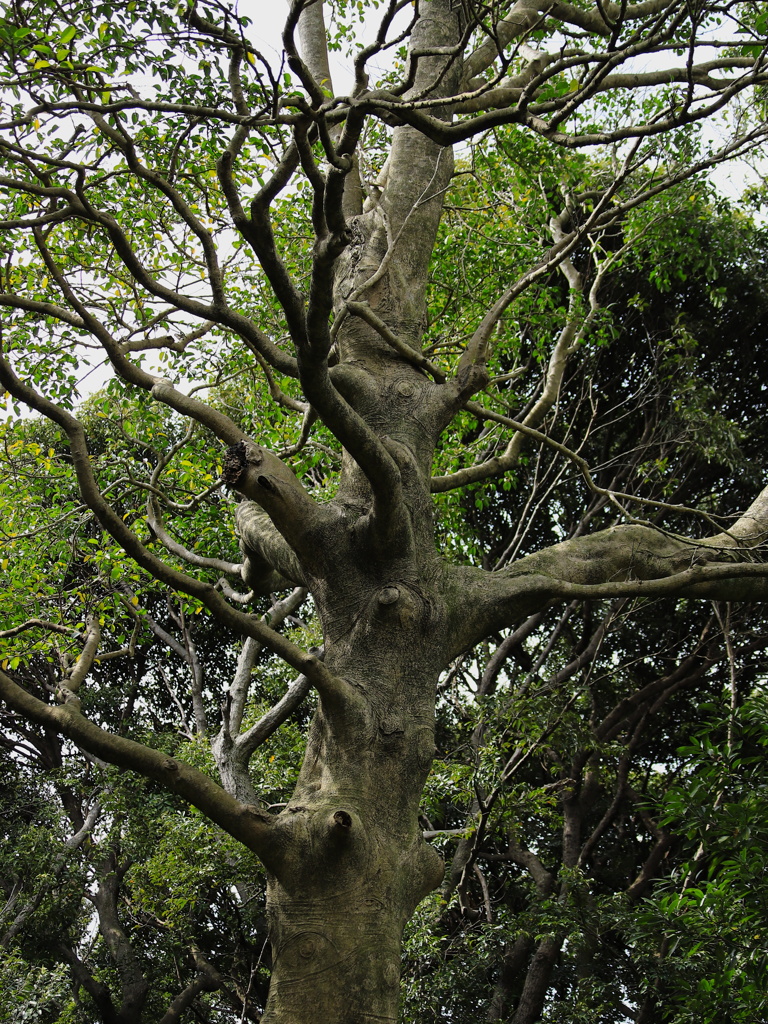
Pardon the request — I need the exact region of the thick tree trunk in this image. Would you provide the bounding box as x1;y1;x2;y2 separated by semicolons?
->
260;648;444;1022
263;859;416;1023
249;478;448;1020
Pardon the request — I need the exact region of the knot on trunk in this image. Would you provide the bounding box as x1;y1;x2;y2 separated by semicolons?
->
333;809;353;830
222;440;263;487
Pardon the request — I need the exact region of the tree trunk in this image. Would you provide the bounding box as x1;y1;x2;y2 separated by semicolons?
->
242;411;451;1018
260;648;444;1022
263;870;410;1023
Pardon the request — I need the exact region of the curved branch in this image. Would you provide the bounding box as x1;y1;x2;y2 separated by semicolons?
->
91;205;298;376
360;54;768;150
158;969;220;1024
64;615;100;695
147;496;242;576
445;484;768;655
0;353;336;697
461;0;681;86
224;588;309;737
27;228;254;447
434;290;588;491
459;58;765;114
234;499;308;594
441;402;738;539
0;667;277;859
238;669;314;760
0;619;83;641
222;440;329;566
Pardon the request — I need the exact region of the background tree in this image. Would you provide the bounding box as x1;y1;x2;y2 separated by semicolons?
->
397;177;768;1024
1;1;768;1021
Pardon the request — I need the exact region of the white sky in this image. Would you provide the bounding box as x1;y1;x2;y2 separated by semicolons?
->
239;0;361;94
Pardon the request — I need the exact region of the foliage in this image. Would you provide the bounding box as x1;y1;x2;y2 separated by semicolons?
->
1;1;768;1022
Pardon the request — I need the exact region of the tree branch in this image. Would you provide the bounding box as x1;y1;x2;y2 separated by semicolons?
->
444;484;768;656
0;353;338;696
0;667;277;858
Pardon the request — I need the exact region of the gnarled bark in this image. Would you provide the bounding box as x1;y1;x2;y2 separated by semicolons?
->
1;1;768;1021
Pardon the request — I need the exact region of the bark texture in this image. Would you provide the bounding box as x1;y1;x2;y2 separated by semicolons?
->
1;1;767;1021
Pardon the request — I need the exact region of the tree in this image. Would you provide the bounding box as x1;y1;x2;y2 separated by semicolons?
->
397;189;768;1024
1;1;768;1021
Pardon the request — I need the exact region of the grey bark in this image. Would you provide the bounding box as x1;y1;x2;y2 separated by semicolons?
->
1;2;767;1022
